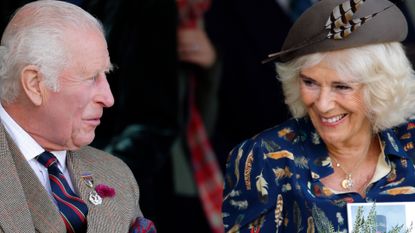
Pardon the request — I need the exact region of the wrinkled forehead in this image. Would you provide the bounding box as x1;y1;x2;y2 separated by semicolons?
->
61;28;110;75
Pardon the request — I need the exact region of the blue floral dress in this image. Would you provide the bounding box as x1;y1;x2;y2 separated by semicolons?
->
222;117;415;233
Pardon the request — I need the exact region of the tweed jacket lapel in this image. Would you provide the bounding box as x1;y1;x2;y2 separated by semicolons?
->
6;134;66;233
67;150;131;233
0;124;35;233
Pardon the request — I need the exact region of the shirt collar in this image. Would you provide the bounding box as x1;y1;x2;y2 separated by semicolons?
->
0;104;67;167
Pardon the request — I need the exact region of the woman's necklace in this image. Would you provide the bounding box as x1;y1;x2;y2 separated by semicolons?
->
330;155;365;190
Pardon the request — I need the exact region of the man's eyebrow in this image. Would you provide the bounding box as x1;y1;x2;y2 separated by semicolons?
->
106;63;114;72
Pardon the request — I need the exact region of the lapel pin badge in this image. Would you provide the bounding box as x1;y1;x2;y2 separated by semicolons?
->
81;172;94;188
88;190;103;205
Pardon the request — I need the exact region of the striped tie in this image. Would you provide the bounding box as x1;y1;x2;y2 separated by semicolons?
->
37;151;88;233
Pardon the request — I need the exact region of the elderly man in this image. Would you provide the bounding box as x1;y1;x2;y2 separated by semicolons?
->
0;1;154;232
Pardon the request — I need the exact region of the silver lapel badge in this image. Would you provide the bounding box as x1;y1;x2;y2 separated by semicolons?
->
88;191;102;205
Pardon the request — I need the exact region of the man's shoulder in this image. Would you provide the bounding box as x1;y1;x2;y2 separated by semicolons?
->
72;146;138;191
74;146;129;170
77;145;111;156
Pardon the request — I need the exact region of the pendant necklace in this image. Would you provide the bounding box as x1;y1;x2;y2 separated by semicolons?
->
330;155;365;191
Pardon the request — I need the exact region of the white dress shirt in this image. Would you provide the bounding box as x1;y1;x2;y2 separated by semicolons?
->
0;104;75;206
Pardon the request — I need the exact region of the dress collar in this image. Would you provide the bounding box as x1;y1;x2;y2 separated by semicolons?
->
297;117;408;181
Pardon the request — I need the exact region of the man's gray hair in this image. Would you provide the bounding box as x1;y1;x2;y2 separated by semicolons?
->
0;0;104;103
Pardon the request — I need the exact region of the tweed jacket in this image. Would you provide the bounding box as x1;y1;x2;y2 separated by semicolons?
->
0;123;143;233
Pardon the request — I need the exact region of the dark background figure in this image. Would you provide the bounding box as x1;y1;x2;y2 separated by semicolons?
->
83;0;217;232
204;0;295;172
86;1;195;232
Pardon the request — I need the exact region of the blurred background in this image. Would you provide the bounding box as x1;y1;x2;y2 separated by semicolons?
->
1;0;415;232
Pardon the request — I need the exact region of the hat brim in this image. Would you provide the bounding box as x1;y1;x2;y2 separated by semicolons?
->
263;0;408;63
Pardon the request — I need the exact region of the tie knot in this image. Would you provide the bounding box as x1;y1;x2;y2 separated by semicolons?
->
36;151;58;169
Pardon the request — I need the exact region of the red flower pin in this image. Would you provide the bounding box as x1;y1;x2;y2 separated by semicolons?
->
95;184;116;198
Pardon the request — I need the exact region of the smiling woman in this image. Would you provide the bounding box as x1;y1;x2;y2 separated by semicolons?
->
222;0;415;232
299;60;370;150
278;43;415;132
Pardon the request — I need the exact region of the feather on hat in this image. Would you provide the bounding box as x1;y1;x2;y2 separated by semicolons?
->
263;0;407;63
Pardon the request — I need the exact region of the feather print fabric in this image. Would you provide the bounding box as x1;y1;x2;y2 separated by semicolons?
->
222;117;415;232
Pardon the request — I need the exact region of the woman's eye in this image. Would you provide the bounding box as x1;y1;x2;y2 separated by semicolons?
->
334;84;352;90
301;78;316;87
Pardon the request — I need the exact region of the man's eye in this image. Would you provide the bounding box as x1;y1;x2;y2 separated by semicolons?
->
88;75;98;82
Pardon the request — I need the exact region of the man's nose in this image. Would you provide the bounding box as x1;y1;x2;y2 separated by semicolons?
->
95;76;114;107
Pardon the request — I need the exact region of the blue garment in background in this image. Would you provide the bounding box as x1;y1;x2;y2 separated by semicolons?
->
275;0;315;21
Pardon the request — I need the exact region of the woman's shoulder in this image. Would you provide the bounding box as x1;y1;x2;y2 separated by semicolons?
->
390;118;415;156
222;118;308;232
234;117;307;153
223;117;307;195
255;117;302;136
225;118;310;176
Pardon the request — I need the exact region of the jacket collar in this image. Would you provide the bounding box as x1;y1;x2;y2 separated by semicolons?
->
6;132;66;233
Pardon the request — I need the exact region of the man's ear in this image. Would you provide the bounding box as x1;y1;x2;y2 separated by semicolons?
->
20;65;44;106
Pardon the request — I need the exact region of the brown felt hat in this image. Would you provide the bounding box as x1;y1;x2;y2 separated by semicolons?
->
263;0;408;63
